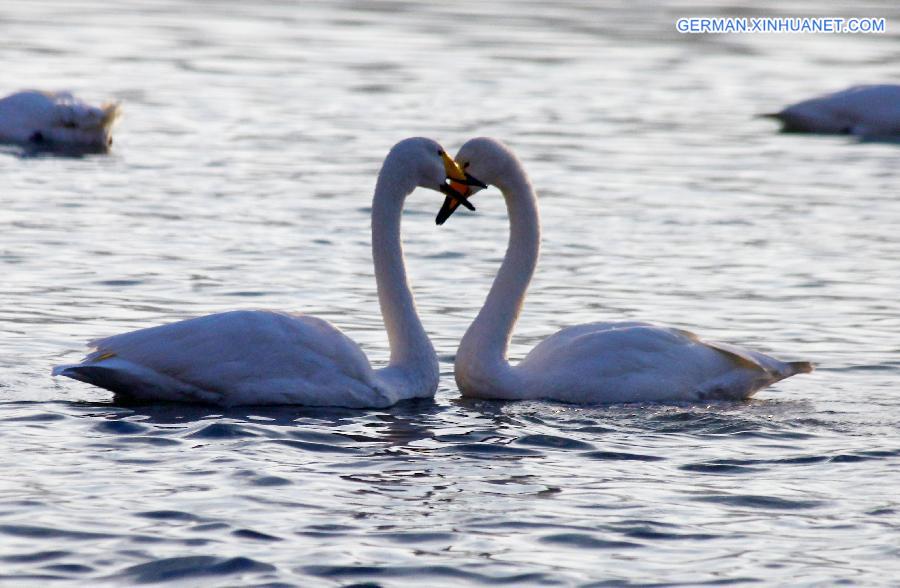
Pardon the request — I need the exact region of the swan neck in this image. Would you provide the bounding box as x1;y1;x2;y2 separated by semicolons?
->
457;169;539;395
371;172;437;382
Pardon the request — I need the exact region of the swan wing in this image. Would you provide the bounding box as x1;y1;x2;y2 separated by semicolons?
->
53;310;389;407
517;322;810;403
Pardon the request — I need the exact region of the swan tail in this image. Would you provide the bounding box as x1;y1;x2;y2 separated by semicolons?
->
785;360;814;376
757;360;813;394
53;358;162;398
699;357;812;401
696;335;812;398
759;110;850;134
53;363;133;394
758;111;805;132
52;359;221;404
99;102;121;130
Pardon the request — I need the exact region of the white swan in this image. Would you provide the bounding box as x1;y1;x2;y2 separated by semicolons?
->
53;137;473;407
764;84;900;137
0;90;119;152
437;137;812;403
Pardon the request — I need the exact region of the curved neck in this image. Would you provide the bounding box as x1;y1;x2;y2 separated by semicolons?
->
456;168;540;396
371;172;437;389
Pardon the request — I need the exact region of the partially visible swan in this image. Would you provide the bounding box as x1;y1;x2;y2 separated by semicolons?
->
437;137;812;403
0;90;119;152
53;137;472;407
764;85;900;137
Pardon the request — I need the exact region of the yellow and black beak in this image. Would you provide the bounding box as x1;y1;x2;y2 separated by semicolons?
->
437;151;487;225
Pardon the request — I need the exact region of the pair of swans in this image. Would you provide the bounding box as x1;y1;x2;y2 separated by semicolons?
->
54;137;811;407
0;90;119;152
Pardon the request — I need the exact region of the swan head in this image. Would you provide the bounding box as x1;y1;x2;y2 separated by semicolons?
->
435;137;509;225
0;91;120;154
381;137;478;207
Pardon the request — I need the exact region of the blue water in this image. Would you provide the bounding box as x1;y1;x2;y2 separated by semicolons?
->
2;0;899;585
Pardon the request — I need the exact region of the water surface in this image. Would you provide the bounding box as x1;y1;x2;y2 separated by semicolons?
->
2;0;899;585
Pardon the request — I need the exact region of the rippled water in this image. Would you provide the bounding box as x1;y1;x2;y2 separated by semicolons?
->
2;0;900;585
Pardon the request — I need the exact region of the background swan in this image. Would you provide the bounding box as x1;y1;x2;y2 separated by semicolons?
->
764;84;900;137
438;137;812;403
53;137;469;407
0;90;119;152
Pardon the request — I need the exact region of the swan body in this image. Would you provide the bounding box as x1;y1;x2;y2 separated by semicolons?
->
765;84;900;137
500;322;808;403
53;311;387;407
54;137;467;407
0;90;119;152
444;138;812;404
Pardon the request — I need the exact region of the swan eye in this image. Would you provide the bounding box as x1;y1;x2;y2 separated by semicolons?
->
463;162;470;169
62;121;78;129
